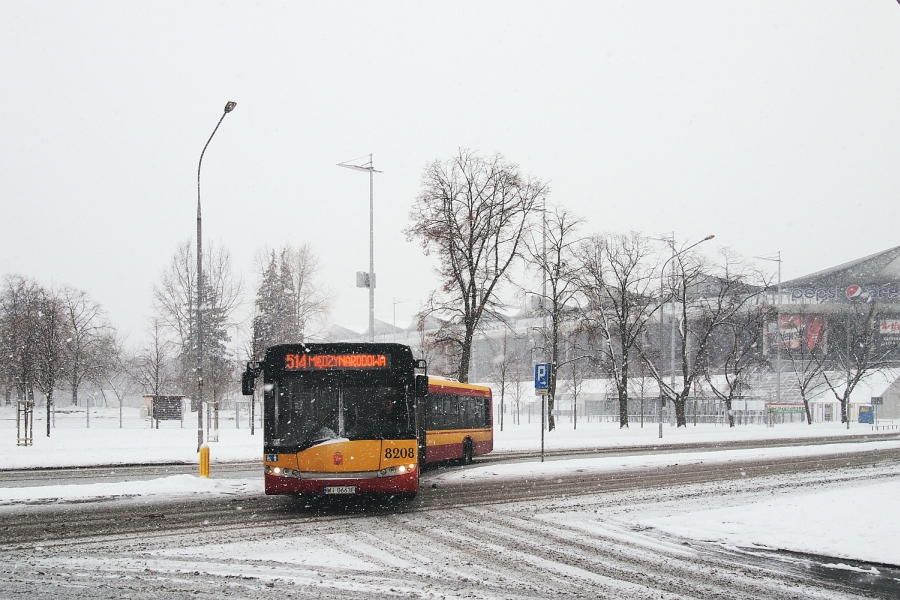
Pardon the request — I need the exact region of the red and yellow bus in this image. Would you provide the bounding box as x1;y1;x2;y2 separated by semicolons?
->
242;343;493;498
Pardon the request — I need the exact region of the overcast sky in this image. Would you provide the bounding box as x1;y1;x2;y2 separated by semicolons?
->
2;1;899;348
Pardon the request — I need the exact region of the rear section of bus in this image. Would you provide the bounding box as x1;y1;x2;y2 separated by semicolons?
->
243;343;426;497
423;378;493;465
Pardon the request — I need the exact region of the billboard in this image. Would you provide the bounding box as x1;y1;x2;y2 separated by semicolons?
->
769;314;825;351
880;318;900;345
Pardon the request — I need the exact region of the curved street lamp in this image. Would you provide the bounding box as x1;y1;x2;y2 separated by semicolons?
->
196;101;236;451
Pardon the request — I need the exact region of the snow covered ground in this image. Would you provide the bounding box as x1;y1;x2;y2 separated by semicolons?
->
3;404;900;585
434;440;900;568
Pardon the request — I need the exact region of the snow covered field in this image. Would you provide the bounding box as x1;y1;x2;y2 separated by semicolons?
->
1;404;894;469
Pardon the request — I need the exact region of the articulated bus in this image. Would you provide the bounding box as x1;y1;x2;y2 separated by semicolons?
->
242;343;492;498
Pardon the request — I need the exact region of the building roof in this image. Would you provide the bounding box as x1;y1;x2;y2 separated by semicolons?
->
783;245;900;289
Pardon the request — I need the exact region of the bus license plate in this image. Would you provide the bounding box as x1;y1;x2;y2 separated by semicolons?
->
324;486;356;495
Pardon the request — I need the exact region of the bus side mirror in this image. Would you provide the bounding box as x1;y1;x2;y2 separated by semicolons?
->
415;375;428;397
242;361;261;395
242;371;255;396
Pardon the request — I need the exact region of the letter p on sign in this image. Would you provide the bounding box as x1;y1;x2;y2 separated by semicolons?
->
535;363;549;392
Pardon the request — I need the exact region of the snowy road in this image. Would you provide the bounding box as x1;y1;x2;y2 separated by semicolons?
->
1;446;899;598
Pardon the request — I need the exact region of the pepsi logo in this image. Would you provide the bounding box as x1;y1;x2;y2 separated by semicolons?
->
846;285;861;299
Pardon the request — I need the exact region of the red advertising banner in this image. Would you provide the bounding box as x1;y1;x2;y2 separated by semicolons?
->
771;315;825;351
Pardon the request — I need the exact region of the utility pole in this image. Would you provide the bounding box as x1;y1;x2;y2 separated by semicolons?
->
339;154;381;342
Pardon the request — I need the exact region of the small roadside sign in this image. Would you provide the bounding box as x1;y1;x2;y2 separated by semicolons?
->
534;363;549;395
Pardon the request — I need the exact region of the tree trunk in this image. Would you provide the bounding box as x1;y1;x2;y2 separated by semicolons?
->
725;398;734;427
45;392;51;437
458;325;475;383
547;393;556;431
674;396;687;427
617;374;629;428
803;399;812;425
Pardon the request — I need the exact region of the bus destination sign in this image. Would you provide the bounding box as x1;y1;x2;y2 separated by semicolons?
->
285;353;390;371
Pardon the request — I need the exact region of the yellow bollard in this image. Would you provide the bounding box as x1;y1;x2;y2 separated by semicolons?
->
199;443;210;478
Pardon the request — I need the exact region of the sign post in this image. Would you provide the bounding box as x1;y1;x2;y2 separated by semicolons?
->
871;397;883;427
535;363;549;463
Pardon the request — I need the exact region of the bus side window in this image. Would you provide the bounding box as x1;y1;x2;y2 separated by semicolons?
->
426;396;442;429
483;397;490;428
442;396;455;430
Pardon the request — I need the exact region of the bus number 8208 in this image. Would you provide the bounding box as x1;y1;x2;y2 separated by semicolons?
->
385;447;415;460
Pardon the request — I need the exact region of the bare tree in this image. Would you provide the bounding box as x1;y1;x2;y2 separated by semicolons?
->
488;328;529;431
575;232;661;428
648;248;767;427
0;275;42;407
778;310;828;424
134;318;176;397
406;149;546;382
817;299;899;427
704;303;772;427
89;329;137;428
627;356;655;428
526;204;583;430
34;287;67;436
284;243;331;341
561;350;587;429
59;286;109;407
509;363;527;426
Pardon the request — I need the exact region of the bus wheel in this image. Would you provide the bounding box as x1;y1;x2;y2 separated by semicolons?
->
462;439;474;465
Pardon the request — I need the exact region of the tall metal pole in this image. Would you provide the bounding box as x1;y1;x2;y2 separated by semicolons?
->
658;232;674;440
196;101;236;452
338;155;381;342
776;251;782;405
756;252;783;405
369;159;375;342
541;198;547;461
668;235;676;429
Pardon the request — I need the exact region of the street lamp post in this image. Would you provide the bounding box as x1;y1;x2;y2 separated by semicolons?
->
338;154;381;342
756;252;782;405
196;100;236;451
652;234;715;438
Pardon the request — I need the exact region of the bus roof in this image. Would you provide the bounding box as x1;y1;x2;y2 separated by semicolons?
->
428;376;492;397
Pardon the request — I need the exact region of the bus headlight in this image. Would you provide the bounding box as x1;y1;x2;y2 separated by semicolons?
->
265;466;300;478
378;464;416;477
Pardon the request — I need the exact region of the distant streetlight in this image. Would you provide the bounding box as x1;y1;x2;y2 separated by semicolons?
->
338;154;381;342
393;298;409;341
756;252;782;404
196;100;236;451
651;233;715;439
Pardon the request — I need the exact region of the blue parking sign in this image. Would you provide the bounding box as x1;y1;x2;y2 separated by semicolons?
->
535;363;549;391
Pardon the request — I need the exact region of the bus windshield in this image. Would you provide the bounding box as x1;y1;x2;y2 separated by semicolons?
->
268;374;415;450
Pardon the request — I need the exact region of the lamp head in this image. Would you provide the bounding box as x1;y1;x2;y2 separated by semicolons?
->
703;235;715;241
224;101;237;113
